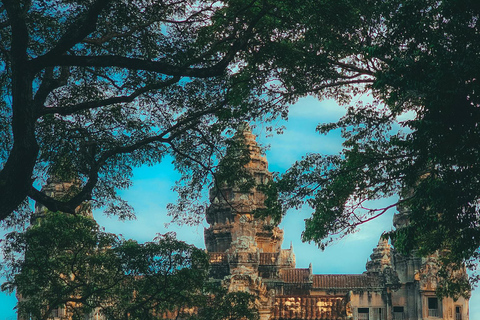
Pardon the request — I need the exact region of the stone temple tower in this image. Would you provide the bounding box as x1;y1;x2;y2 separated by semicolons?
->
18;177;95;320
204;127;295;319
204;127;284;255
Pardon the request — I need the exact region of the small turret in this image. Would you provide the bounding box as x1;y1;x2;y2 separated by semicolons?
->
365;238;392;275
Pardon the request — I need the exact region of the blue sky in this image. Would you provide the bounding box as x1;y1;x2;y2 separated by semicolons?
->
1;96;478;318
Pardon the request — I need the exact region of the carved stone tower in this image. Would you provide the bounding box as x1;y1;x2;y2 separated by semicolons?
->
18;177;94;320
204;127;293;319
204;128;282;255
365;238;392;275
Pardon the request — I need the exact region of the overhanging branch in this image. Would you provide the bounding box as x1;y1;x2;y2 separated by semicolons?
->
40;0;113;59
40;76;180;116
30;55;227;78
28;106;222;213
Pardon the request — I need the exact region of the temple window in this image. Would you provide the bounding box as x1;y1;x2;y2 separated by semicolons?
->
358;308;370;320
51;307;65;319
428;297;440;317
372;307;385;320
455;306;462;320
393;306;405;320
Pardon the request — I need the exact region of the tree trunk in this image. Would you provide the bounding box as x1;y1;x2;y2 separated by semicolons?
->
0;64;38;220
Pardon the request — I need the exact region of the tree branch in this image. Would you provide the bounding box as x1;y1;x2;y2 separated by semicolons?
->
30;55;227;78
34;67;70;110
0;0;39;219
310;79;375;92
83;5;215;46
270;78;374;96
40;0;113;59
40;76;180;116
31;1;268;78
3;0;28;60
349;197;413;228
327;58;376;76
29;105;218;213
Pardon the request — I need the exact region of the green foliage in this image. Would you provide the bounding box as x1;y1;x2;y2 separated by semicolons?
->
0;0;373;222
215;128;256;192
255;178;283;226
1;212;204;319
2;0;479;302
1;212;258;320
268;0;480;295
193;285;259;320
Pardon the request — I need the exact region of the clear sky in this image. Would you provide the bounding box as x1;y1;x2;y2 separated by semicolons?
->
0;96;478;319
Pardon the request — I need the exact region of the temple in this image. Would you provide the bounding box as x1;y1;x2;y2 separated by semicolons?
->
204;128;470;320
22;129;470;320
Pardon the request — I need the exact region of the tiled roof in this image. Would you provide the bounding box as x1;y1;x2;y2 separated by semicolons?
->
280;268;311;283
279;269;382;289
312;274;382;289
273;295;346;319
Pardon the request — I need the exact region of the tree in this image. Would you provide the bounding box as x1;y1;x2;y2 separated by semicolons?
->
1;212;258;320
192;285;259;320
0;0;370;225
265;0;480;295
4;0;478;302
0;0;381;316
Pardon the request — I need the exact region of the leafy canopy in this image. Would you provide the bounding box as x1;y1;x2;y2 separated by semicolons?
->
0;0;370;225
2;0;479;301
1;212;258;320
262;0;480;296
